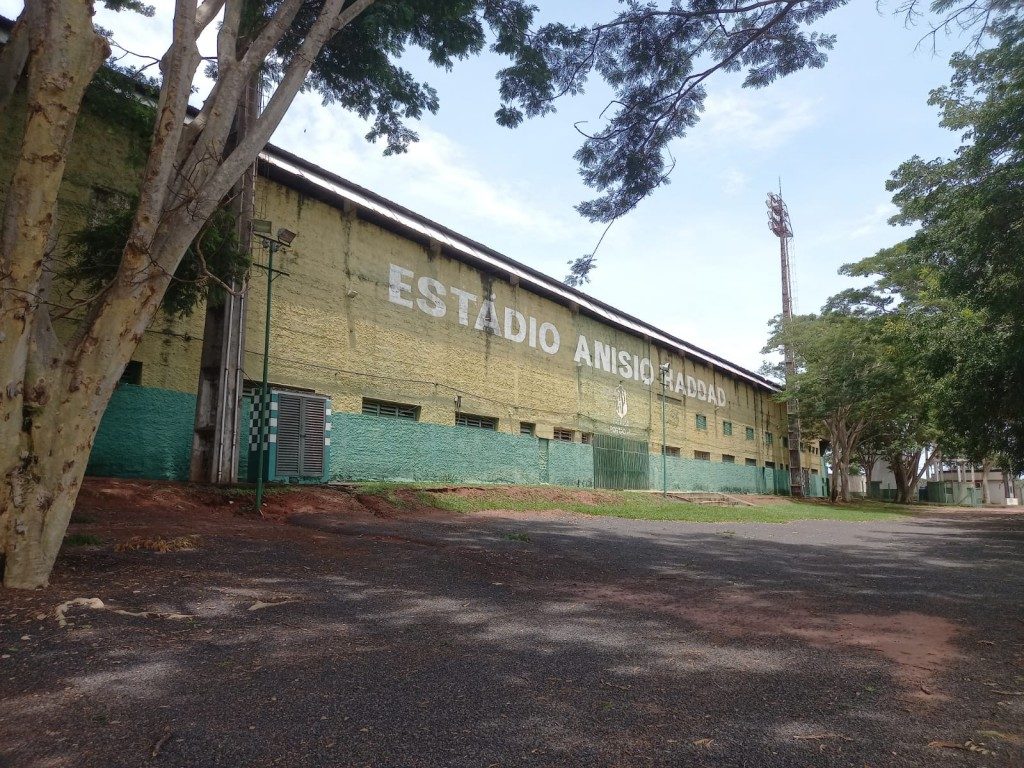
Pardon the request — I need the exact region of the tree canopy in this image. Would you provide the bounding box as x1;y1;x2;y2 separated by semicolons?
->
832;15;1024;471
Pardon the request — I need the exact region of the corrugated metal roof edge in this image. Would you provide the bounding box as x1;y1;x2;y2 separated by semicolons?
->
260;143;780;393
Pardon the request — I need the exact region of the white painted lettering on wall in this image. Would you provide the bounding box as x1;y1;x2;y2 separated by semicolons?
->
386;263;727;406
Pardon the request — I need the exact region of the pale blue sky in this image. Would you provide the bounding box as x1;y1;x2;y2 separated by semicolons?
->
1;1;970;370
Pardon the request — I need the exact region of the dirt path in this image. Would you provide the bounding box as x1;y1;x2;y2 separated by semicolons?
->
1;479;1022;767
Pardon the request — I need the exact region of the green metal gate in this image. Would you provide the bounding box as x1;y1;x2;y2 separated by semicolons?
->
592;433;650;490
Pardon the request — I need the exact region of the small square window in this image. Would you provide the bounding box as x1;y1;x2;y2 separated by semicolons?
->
745;427;755;441
456;413;497;430
520;422;535;436
723;420;733;436
662;445;680;457
553;428;574;442
119;360;142;386
745;458;757;467
765;461;776;469
695;414;707;431
694;450;711;461
580;432;593;445
362;398;419;420
722;454;735;464
782;436;789;448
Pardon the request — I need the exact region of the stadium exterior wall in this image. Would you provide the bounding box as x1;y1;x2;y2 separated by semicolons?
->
0;86;827;495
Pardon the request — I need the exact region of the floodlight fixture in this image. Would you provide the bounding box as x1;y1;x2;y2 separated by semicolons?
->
277;228;297;246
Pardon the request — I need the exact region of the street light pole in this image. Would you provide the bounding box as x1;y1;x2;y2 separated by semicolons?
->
254;240;276;511
251;224;296;511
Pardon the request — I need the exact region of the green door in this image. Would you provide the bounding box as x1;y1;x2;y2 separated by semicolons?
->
592;433;650;490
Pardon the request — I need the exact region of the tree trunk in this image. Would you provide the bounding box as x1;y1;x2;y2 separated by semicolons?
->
2;367;105;587
891;449;926;505
2;0;382;589
980;459;991;505
0;2;108;584
863;457;876;497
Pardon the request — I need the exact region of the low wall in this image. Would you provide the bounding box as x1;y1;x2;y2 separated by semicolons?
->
87;384;197;481
88;388;813;495
328;412;541;484
647;457;791;495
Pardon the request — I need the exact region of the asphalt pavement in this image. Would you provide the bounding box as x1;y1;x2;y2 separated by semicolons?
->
1;504;1022;767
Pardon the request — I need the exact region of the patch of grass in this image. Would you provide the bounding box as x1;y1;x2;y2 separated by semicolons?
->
502;532;531;543
218;484;295;499
64;533;104;547
417;488;916;523
114;534;200;553
356;482;413;508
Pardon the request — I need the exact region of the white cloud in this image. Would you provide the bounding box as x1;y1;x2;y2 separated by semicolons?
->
689;90;822;152
272;94;592;253
810;201;901;246
720;168;749;196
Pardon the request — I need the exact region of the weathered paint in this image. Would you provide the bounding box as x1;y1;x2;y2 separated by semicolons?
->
87;384;196;480
243;180;814;474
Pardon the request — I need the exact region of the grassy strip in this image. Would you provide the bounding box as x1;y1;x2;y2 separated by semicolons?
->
64;533;105;547
419;489;915;523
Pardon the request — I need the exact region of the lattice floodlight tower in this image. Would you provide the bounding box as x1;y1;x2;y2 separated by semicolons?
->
766;191;804;498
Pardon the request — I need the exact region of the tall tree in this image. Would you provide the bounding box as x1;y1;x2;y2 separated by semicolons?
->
833;14;1024;474
0;0;545;589
764;312;890;502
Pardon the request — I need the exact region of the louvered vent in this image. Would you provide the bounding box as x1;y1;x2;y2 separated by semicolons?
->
300;396;327;476
276;393;302;475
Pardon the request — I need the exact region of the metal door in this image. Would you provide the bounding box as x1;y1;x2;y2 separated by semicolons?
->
592;433;649;490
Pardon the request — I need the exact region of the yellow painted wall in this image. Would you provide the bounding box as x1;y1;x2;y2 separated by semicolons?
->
0;86;206;395
240;177;816;472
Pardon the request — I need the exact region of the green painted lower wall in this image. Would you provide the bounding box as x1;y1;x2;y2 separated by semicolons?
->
547;440;595;487
87;384;196;481
90;387;818;496
328;412;541;484
647;457;792;495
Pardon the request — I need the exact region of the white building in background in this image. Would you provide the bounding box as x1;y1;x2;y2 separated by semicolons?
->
858;459;1021;506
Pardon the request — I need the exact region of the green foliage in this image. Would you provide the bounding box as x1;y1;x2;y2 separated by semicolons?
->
833;17;1024;469
81;62;159;165
65;203;250;318
102;0;155;15
517;1;843;226
267;1;541;156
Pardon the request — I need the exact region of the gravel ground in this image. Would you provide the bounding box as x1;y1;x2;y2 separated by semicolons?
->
1;490;1022;768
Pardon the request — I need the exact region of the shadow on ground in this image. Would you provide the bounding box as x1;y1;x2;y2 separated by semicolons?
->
1;483;1022;767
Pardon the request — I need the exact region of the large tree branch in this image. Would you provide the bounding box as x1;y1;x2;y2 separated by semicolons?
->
206;0;377;209
0;5;38;112
177;0;305;194
196;0;227;34
125;0;202;260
